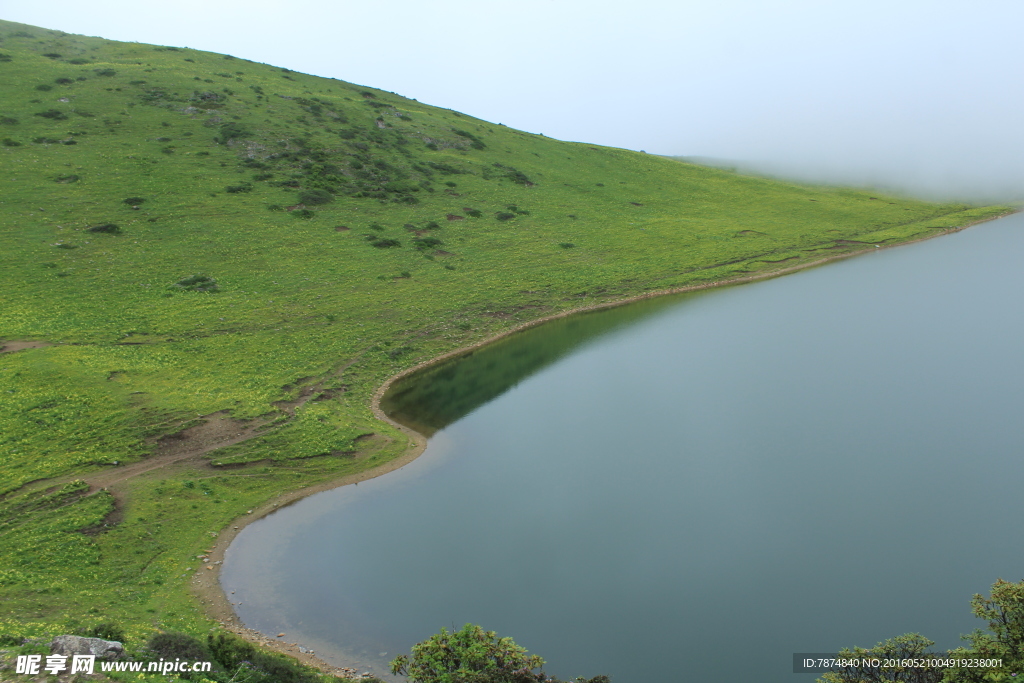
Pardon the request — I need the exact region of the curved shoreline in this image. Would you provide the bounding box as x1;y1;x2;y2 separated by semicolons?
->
197;208;1017;677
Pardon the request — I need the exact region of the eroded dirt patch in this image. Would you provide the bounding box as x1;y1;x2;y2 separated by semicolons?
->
0;340;52;354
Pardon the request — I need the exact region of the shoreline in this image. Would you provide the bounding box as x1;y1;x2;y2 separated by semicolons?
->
196;207;1018;678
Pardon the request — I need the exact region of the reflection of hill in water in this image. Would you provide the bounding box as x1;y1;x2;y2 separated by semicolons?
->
380;294;694;435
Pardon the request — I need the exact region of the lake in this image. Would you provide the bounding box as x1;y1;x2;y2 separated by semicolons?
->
222;212;1024;682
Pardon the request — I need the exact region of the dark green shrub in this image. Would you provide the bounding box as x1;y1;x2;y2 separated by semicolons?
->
55;243;77;249
2;138;20;147
444;181;457;188
35;84;53;91
225;183;253;193
147;631;214;677
67;58;90;65
87;223;121;234
452;128;486;150
33;137;61;144
506;168;534;185
218;122;250;142
0;635;23;646
174;274;219;292
123;197;145;205
391;624;549;683
86;623;126;643
63;139;77;145
0;54;11;63
427;161;466;175
371;238;401;248
196;151;210;156
292;209;315;219
425;142;438;150
208;633;321;683
207;633;255;672
495;212;516;221
253;173;273;181
0;117;17;125
94;68;117;77
34;109;68;120
369;222;385;232
559;242;576;249
267;204;283;211
42;53;62;59
413;237;443;251
149;632;208;661
465;208;483;218
54;78;73;84
298;188;333;205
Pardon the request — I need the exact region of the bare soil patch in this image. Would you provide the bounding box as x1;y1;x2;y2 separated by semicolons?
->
0;340;52;354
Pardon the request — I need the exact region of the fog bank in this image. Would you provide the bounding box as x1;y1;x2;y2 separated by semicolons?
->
5;0;1024;202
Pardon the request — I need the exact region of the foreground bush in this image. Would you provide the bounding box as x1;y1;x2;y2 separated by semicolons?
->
391;623;609;683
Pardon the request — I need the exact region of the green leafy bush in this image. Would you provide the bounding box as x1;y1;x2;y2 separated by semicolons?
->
225;183;253;193
35;84;53;91
452;128;486;150
495;212;515;221
207;633;323;683
87;223;121;234
148;631;209;661
218;121;249;141
2;138;20;147
412;237;443;251
122;197;145;205
94;68;117;77
391;624;548;683
298;188;333;205
85;623;126;643
34;109;68;120
174;274;219;292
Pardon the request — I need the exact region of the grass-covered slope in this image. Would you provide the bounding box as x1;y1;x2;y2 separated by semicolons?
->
0;18;1010;654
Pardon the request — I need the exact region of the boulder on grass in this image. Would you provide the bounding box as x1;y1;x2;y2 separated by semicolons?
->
50;635;124;661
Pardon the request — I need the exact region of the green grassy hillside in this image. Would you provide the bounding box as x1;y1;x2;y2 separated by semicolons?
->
0;17;1010;671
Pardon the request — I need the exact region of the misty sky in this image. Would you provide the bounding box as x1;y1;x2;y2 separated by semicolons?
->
5;0;1024;201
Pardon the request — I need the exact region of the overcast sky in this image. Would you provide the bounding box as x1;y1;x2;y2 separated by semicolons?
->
5;0;1024;201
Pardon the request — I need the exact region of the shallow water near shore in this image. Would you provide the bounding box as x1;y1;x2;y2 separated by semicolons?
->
223;212;1024;682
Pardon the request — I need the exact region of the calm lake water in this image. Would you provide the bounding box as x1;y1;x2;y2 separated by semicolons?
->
223;212;1024;682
